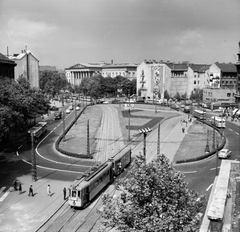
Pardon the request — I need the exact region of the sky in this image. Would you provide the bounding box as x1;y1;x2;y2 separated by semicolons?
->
0;0;240;70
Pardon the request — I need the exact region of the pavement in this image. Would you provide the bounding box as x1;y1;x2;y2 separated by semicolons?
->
0;103;239;232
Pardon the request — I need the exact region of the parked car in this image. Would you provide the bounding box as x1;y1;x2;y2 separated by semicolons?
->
76;106;80;111
69;105;74;110
218;149;232;159
66;109;71;114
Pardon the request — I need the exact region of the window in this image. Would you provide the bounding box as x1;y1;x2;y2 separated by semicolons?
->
227;93;231;97
194;80;196;84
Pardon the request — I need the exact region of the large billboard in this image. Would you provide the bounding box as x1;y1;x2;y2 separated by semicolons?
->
151;65;163;95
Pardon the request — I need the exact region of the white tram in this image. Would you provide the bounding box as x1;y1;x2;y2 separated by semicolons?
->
193;109;206;120
68;146;131;208
27;121;48;142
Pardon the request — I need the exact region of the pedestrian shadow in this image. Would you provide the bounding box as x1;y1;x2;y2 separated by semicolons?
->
19;191;26;195
50;193;55;197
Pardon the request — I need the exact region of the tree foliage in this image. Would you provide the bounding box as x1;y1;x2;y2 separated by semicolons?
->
100;154;205;232
190;88;203;101
78;74;136;98
0;76;50;141
39;70;68;97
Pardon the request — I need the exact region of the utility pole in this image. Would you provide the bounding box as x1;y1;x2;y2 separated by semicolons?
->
87;119;90;157
128;94;131;142
75;99;77;124
157;123;160;155
62;111;65;141
216;137;219;176
31;133;37;181
139;128;152;162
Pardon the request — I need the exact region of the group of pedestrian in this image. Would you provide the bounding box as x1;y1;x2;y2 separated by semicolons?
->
13;181;68;200
13;180;22;194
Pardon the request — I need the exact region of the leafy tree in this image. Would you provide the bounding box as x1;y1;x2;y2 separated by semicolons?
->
100;154;205;232
190;88;203;101
39;70;68;97
164;90;170;100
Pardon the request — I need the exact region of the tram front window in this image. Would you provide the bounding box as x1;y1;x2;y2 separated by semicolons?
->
72;191;77;197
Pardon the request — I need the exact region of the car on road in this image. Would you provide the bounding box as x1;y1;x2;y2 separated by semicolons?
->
76;106;80;111
66;109;71;114
54;111;62;120
218;149;232;159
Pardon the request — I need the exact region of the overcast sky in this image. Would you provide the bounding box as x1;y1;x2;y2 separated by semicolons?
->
0;0;240;69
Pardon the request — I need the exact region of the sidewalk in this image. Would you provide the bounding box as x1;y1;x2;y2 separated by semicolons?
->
0;172;72;232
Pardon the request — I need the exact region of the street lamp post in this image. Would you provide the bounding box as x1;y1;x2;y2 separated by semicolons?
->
75;99;77;124
139;127;152;161
31;133;37;181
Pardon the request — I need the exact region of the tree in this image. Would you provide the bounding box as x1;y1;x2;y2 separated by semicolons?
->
39;70;68;97
190;88;203;101
100;153;205;232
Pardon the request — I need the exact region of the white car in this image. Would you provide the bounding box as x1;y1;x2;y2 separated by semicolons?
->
66;109;71;114
218;149;232;159
75;106;80;111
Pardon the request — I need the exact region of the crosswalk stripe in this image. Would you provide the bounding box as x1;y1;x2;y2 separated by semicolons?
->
0;187;14;202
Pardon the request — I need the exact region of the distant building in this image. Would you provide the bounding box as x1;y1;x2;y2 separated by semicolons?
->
0;52;16;79
39;65;57;72
8;49;40;88
235;41;240;107
101;63;138;80
208;62;237;89
65;62;137;85
65;62;107;85
136;60;210;100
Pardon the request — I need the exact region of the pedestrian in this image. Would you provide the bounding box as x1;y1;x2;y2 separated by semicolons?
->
18;183;22;194
47;184;51;197
182;127;185;133
63;187;67;200
13;180;18;191
28;185;34;196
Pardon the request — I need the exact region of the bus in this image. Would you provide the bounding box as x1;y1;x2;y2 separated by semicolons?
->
193;109;206;120
27;121;48;142
211;116;226;128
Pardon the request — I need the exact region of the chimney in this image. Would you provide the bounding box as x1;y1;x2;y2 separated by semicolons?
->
111;59;113;64
7;46;9;57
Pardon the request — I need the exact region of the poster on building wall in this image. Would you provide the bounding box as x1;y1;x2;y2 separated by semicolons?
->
151;65;163;94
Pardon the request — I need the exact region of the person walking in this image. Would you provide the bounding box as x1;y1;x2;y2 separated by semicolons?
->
14;180;18;191
182;127;185;133
18;183;22;194
47;184;51;197
28;185;34;196
63;187;67;200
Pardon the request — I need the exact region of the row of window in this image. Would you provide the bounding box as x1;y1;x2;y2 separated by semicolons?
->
102;71;135;77
89;170;110;192
204;92;235;97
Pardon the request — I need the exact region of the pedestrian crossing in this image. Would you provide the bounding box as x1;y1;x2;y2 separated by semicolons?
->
0;186;14;202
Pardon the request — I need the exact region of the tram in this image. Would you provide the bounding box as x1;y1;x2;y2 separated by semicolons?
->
211;116;226;128
193;109;206;120
68;146;131;208
27;121;48;142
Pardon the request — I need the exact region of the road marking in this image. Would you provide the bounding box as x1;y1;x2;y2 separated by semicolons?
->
210;167;220;171
182;171;197;174
228;128;233;131
0;187;13;202
21;159;84;174
0;186;6;195
236;132;239;135
206;184;213;191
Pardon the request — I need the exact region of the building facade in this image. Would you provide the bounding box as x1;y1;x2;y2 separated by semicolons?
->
0;52;16;79
235;41;240;107
101;63;138;80
8;50;40;88
65;62;138;85
137;60;172;100
136;60;210;100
